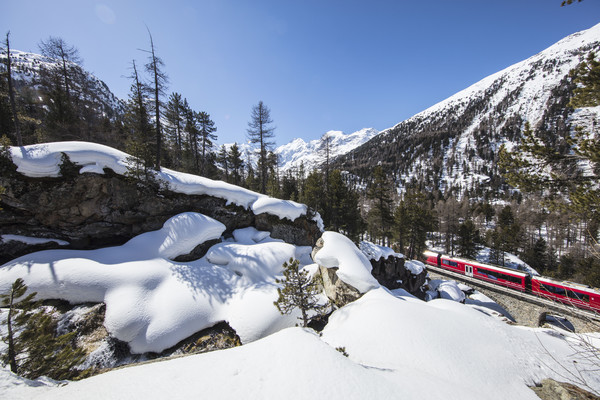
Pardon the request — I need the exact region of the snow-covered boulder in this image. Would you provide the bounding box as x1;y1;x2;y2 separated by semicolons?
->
312;233;380;306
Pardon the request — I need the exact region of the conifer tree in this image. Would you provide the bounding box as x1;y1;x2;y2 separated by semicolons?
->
123;60;154;180
302;170;325;213
367;165;394;244
499;52;600;223
164;92;185;167
4;32;21;146
228;142;245;186
38;36;81;103
197;111;217;176
394;190;435;259
456;220;481;259
273;258;329;327
1;279;86;380
216;144;229;181
247;101;275;194
143;29;168;170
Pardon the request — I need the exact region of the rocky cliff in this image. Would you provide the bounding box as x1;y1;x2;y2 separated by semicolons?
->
0;161;321;264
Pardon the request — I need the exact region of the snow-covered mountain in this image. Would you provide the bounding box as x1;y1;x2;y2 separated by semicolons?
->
0;49;124;118
334;23;600;195
275;128;379;173
223;128;379;173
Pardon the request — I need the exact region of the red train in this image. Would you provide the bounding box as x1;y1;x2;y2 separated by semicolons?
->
423;250;600;313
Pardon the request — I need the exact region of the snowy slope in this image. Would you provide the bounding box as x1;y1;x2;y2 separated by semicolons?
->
3;289;599;399
2;211;600;398
0;49;124;117
275;128;379;173
336;22;600;194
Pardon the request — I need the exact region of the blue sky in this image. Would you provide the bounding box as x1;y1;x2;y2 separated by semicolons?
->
3;0;600;146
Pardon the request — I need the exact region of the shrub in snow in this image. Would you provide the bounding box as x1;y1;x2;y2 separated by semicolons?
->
0;278;88;380
274;258;330;327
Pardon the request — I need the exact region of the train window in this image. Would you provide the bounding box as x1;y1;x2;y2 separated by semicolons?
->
443;260;458;268
476;268;522;285
539;283;590;303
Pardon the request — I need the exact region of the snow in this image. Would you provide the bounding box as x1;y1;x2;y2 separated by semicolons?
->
313;232;380;293
427;279;466;303
404;259;425;275
1;235;69;246
4;288;599;399
275;128;380;173
0;213;302;353
359;240;403;261
9;142;308;222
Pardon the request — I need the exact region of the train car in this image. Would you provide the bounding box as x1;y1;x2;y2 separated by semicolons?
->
423;250;528;291
531;276;600;312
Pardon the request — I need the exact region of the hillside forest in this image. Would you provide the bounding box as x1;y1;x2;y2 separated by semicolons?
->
1;32;600;287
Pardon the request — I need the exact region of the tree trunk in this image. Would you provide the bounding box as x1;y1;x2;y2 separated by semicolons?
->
5;32;22;146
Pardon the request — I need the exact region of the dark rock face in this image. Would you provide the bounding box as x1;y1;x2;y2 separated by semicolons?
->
0;169;320;264
370;256;427;297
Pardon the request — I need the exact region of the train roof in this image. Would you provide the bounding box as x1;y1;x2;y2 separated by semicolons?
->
423;250;529;278
533;275;600;294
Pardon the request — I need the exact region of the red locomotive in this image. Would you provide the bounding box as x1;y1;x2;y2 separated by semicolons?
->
423;250;600;312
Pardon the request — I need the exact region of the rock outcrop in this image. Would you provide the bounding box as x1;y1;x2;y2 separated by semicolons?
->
311;237;363;307
531;379;600;400
370;255;427;297
0;167;321;264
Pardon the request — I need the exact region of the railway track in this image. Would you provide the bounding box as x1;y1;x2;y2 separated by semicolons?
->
426;264;600;323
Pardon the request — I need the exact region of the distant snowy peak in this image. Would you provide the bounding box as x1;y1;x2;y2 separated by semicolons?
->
276;127;379;172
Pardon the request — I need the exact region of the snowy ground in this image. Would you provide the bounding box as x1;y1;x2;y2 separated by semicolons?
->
2;142;600;398
2;223;600;398
2;287;599;399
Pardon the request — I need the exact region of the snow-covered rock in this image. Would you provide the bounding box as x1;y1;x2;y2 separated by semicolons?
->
0;213;304;353
9;142;308;222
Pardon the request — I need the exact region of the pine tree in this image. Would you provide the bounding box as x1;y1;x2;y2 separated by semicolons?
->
301;170;325;213
123;60;154;180
228;142;244;186
393;190;435;259
318;132;333;192
164;92;185;168
456;220;481;259
1;279;86;380
4;32;21;146
247;101;275;194
273;258;329;327
216;145;229;182
143;29;168;170
367;165;394;244
197;111;217;176
38;36;81;103
499;52;600;223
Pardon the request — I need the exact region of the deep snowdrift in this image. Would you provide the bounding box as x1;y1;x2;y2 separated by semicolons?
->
3;288;599;400
0;213;309;353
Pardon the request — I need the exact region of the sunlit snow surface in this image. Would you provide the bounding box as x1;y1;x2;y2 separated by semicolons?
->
0;213;306;353
3;288;600;399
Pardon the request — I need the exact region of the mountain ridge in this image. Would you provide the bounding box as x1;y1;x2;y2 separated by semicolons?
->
332;22;600;196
